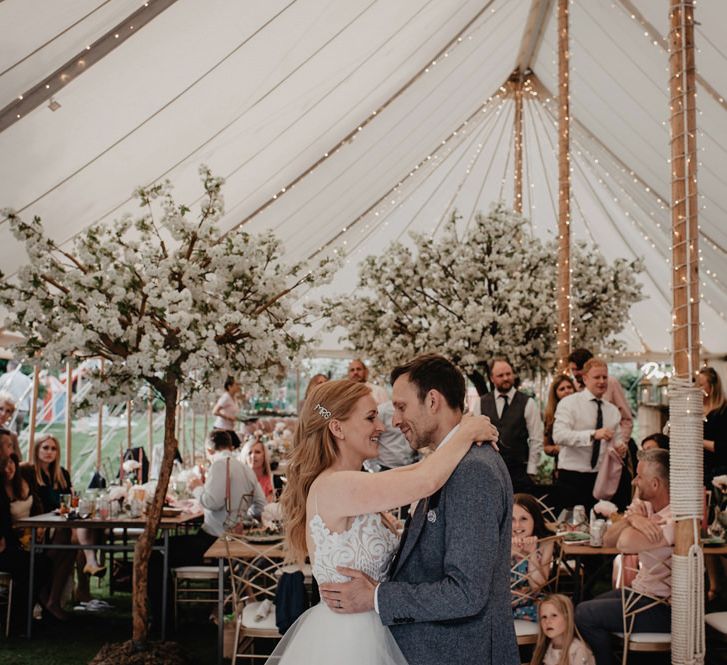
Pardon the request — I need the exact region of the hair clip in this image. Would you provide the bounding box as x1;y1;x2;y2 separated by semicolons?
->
314;403;332;420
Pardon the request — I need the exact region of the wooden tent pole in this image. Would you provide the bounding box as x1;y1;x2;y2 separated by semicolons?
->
669;0;701;594
64;362;73;472
147;398;153;450
513;77;524;215
27;364;40;462
191;406;197;466
96;359;105;471
126;401;132;451
556;0;571;372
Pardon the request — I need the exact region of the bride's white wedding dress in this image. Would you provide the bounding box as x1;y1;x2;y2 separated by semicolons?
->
266;512;409;664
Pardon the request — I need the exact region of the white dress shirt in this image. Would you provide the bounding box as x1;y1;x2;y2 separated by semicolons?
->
552;389;622;473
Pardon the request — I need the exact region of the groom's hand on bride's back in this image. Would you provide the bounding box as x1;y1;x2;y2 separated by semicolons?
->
320;567;376;614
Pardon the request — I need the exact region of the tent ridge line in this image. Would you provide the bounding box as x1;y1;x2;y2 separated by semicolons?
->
616;0;727;113
514;0;555;75
225;0;501;237
0;0;180;133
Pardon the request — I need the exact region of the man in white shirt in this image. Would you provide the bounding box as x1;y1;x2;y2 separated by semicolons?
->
347;358;388;404
479;358;543;494
553;357;626;511
0;361;31;433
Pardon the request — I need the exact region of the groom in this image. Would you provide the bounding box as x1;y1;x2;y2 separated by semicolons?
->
320;354;519;664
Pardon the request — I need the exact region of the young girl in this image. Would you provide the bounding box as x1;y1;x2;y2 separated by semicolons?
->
511;493;556;621
531;594;595;665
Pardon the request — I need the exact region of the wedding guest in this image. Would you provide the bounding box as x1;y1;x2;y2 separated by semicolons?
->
543;375;577;477
149;429;265;631
511;494;555;622
212;376;242;447
0;361;31;434
699;366;727;486
0;434;51;634
641;432;669;451
0;392;21;457
553;358;625;512
530;594;594;665
480;358;543;494
575;449;672;665
304;374;328;401
567;349;633;443
365;401;419;472
347;358;388;404
242;439;277;502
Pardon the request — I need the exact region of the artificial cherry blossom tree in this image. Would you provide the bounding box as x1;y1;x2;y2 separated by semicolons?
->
323;203;643;387
0;167;332;647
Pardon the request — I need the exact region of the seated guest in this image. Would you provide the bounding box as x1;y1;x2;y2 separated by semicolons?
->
531;594;595;665
149;430;266;630
0;393;21;458
641;432;669;451
575;449;672;665
699;366;727;486
553;358;625;512
511;493;555;622
543;375;577;477
242;439;279;502
365;401;419;472
0;445;52;628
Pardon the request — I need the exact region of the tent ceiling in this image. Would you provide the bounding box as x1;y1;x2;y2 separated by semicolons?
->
1;0;725;360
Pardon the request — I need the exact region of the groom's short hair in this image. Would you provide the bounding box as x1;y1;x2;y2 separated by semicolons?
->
390;354;465;411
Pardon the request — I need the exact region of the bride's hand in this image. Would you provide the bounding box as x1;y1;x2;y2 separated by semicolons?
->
459;413;499;449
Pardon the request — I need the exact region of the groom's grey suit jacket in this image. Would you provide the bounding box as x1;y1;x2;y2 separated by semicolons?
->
377;444;519;665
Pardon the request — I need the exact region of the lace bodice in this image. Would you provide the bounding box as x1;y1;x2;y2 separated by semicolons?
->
309;513;399;584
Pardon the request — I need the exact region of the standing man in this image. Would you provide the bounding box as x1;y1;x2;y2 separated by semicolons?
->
553;358;626;511
576;449;673;665
347;358;388;404
480;357;543;494
568;348;633;443
321;354;519;665
0;361;31;434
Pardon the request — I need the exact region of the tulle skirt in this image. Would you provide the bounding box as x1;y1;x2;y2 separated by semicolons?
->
266;603;408;664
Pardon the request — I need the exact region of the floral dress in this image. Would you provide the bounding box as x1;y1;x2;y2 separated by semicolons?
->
511;549;544;622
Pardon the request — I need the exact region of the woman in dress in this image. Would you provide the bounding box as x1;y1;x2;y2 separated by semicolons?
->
212;376;242;447
242;439;277;502
269;379;497;664
542;375;576;466
700;366;727;485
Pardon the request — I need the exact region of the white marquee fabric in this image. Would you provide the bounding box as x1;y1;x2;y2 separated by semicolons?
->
1;0;725;359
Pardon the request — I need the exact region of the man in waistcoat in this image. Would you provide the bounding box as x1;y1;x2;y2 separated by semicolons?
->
480;358;543;494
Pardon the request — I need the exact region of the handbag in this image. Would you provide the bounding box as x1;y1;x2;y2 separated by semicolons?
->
222;457;253;534
593;442;624;501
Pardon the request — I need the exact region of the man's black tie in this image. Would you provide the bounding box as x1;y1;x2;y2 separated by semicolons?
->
591;398;603;468
500;393;509;416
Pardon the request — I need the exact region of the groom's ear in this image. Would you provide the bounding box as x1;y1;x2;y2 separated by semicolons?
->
426;389;443;413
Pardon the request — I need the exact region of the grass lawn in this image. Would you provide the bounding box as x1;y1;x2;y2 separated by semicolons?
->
0;573;218;665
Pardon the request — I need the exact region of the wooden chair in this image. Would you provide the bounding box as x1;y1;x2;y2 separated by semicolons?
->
172;565;221;630
0;572;12;638
511;534;562;646
611;556;671;664
224;533;286;663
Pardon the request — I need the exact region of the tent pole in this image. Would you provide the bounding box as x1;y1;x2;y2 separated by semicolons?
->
669;0;703;663
96;359;104;471
64;361;73;472
147;398;153;451
191;406;196;466
27;364;40;462
556;0;571;372
513;77;524;215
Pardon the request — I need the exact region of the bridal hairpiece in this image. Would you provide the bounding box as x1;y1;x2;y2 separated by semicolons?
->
314;403;332;420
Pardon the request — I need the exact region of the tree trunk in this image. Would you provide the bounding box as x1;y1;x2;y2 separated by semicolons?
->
131;384;178;647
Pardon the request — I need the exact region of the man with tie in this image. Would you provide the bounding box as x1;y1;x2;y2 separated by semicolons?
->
479;358;543;493
319;353;519;665
553;358;626;512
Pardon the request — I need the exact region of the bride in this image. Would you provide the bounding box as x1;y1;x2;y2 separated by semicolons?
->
268;378;497;664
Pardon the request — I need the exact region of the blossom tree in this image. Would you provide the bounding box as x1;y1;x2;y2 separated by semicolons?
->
0;167;333;648
323;203;643;385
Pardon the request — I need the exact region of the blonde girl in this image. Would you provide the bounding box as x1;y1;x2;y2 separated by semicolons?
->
531;594;594;665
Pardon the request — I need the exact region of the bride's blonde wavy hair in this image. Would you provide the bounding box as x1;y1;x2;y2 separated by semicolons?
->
282;379;372;563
